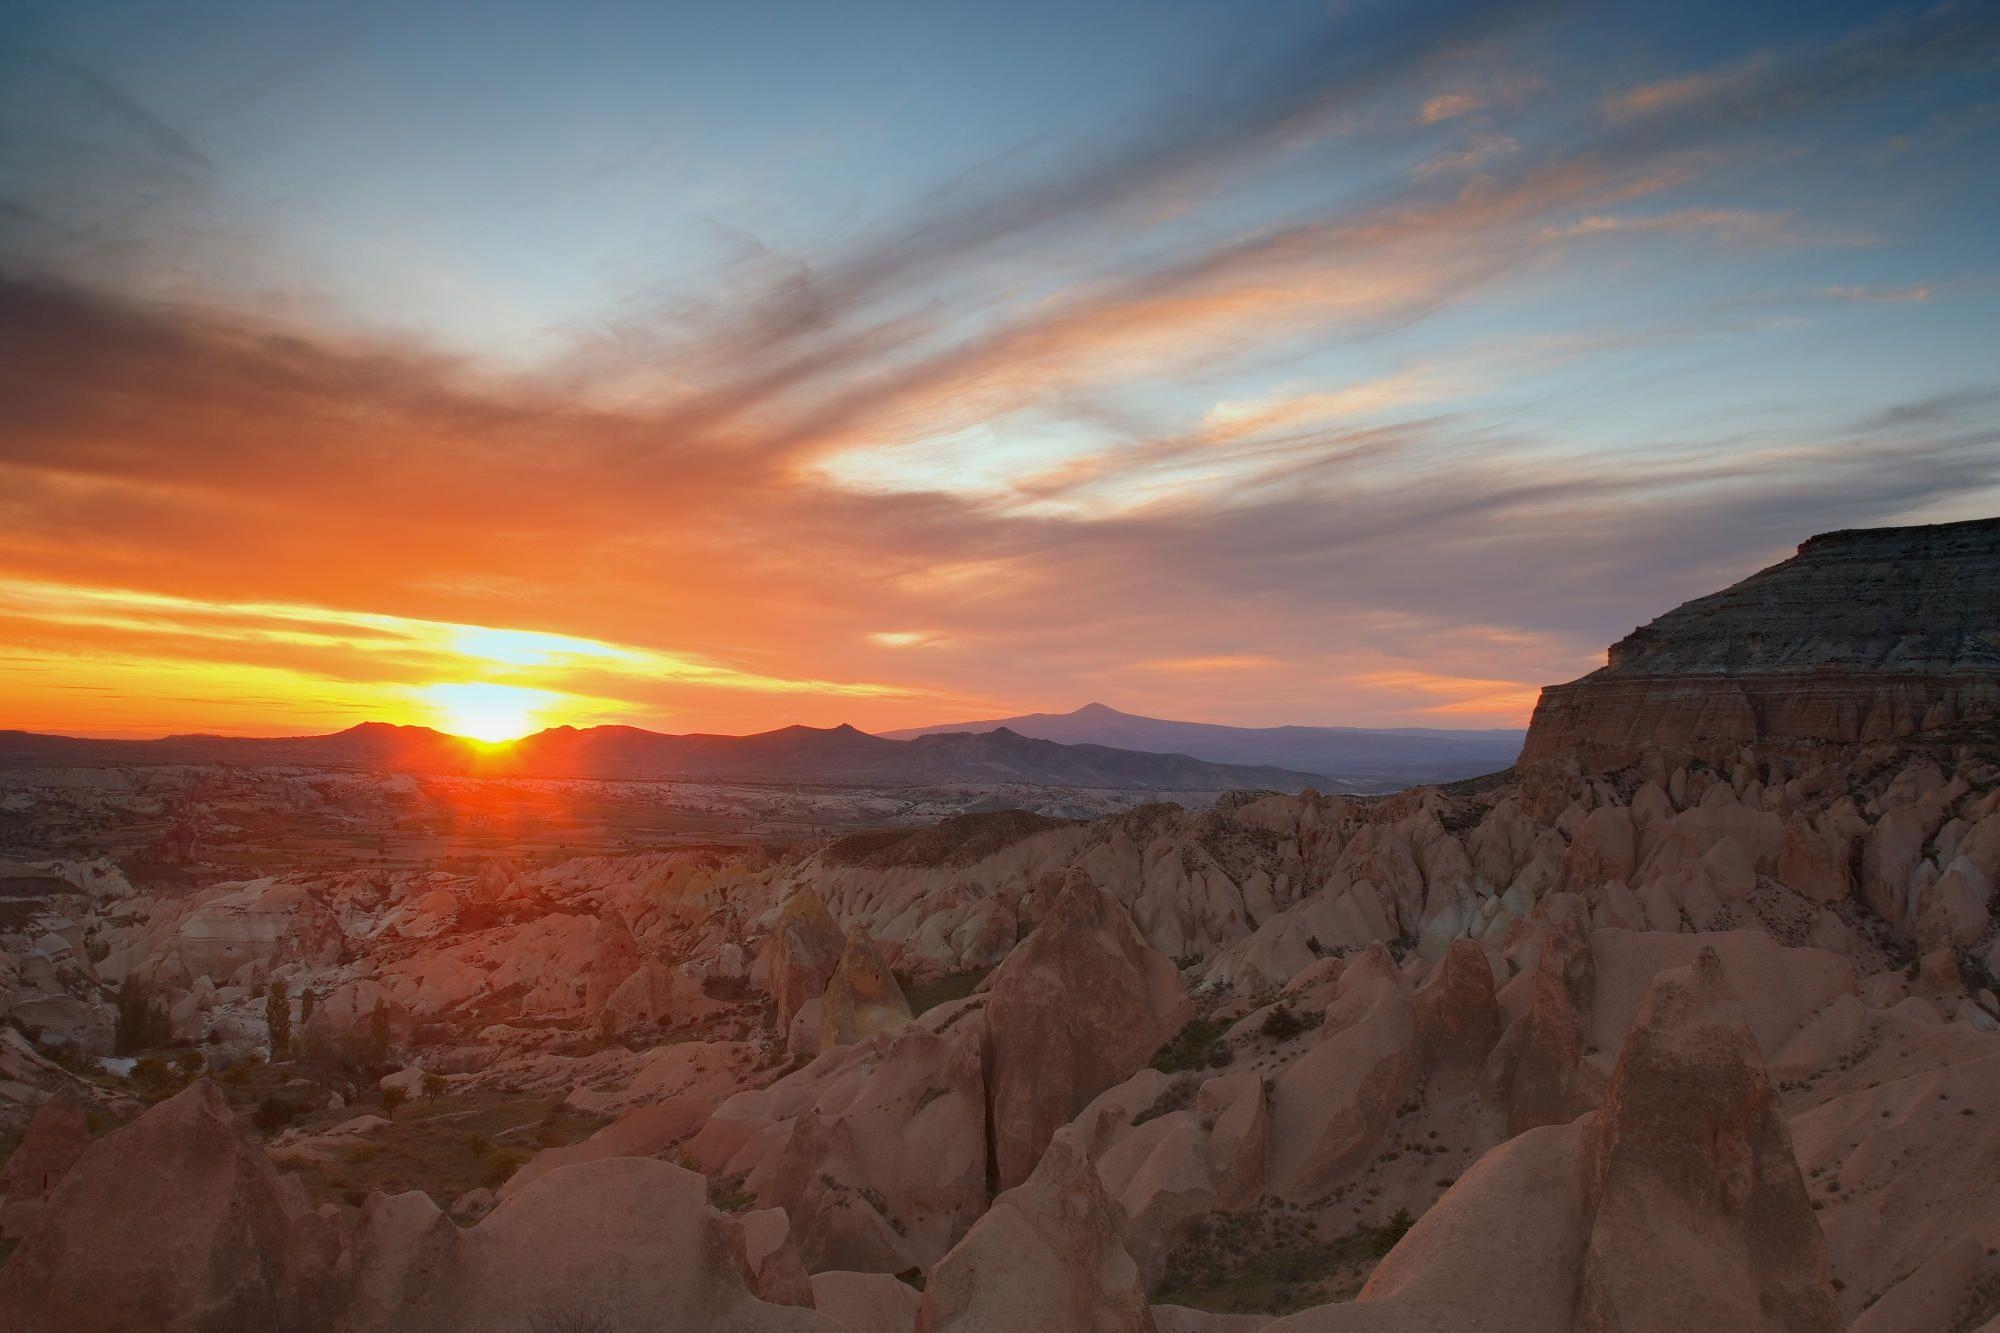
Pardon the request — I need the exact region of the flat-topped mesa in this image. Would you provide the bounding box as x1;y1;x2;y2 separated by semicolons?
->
1522;517;2000;762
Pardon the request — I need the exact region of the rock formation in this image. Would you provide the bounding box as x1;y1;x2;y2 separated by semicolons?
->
0;1080;333;1332
917;1128;1154;1333
1524;518;2000;759
983;875;1192;1189
0;1093;91;1240
817;923;914;1052
770;888;848;1028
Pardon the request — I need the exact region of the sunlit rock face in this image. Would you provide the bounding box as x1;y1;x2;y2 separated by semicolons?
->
1523;518;2000;761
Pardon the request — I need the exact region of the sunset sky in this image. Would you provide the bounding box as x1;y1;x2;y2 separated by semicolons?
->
3;0;1998;740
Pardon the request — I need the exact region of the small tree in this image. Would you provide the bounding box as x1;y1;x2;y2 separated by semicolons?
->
422;1071;447;1102
266;985;291;1059
368;997;391;1067
114;976;171;1055
381;1083;407;1117
300;988;316;1026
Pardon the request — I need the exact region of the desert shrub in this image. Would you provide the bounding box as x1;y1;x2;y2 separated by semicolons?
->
266;987;291;1059
525;1305;615;1333
126;1056;189;1103
368;999;392;1067
481;1148;528;1188
421;1071;448;1101
114;977;171;1055
1259;1004;1308;1041
1368;1207;1415;1256
1151;1015;1233;1073
1133;1075;1198;1127
380;1085;408;1116
253;1096;304;1134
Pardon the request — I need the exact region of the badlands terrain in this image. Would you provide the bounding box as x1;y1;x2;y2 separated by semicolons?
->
1;518;1998;1331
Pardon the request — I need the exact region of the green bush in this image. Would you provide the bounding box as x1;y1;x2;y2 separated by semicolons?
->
114;977;172;1055
1151;1016;1233;1073
1259;1004;1308;1041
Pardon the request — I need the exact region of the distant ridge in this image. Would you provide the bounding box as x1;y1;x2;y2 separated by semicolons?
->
1522;517;2000;760
883;701;1523;784
0;720;1343;792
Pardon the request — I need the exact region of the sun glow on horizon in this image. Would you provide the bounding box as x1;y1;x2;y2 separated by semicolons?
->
422;681;558;743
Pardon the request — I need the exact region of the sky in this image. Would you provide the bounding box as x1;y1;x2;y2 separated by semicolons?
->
2;0;1998;741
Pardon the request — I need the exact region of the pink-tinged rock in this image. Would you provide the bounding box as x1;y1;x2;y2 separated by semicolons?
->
301;977;411;1068
1861;806;1929;925
582;910;642;1020
810;1270;920;1332
0;1080;330;1331
771;888;848;1028
1790;1051;2000;1321
1556;805;1636;897
788;996;825;1056
1848;1236;1992;1333
0;1092;91;1240
1412;938;1500;1084
1266;946;1419;1199
819;924;914;1052
1577;948;1840;1333
1488;921;1592;1136
729;1207;817;1308
501;1095;715;1200
602;957;723;1033
983;877;1192;1190
1263;1120;1593;1331
342;1158;839;1332
1777;811;1854;903
690;1022;988;1273
917;1129;1154;1333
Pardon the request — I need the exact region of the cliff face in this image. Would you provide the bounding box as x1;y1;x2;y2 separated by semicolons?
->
1522;518;2000;761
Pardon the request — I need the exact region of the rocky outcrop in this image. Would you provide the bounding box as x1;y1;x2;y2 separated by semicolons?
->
983;876;1192;1190
917;1128;1154;1333
818;924;914;1052
1266;948;1840;1332
301;978;411;1068
341;1158;838;1332
0;1080;334;1331
770;888;848;1028
0;1093;91;1240
688;1021;990;1273
1523;518;2000;760
1577;948;1840;1332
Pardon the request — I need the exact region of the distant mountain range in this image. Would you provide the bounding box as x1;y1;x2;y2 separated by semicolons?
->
0;721;1342;793
883;702;1523;784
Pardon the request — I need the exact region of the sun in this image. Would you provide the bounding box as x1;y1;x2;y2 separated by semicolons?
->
423;682;553;744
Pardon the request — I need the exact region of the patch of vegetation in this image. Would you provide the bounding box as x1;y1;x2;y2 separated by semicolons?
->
125;1051;204;1104
113;976;172;1055
823;810;1077;869
899;966;992;1016
239;1085;607;1214
1156;1203;1417;1314
1132;1075;1198;1127
253;1094;309;1135
1150;1015;1234;1074
1259;1004;1311;1041
525;1303;615;1333
707;1173;757;1212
